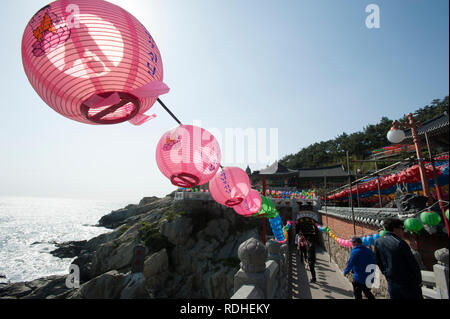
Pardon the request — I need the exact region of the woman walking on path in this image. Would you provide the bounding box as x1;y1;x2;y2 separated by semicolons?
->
298;233;308;265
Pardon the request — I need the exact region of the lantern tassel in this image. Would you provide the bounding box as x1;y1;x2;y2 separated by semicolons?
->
128;113;157;126
130;81;170;99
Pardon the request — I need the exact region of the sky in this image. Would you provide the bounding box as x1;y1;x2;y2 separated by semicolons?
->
0;0;448;203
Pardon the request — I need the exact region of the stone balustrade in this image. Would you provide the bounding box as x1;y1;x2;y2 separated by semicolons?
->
421;248;449;299
231;237;289;299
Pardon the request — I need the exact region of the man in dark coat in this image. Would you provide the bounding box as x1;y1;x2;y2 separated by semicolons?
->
306;237;316;283
374;218;423;299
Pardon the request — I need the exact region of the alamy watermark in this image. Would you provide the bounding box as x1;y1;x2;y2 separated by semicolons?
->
66;264;80;289
366;4;381;29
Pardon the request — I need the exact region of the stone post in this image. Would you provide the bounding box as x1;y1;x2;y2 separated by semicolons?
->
434;248;449;299
280;244;289;298
234;238;268;298
266;239;284;298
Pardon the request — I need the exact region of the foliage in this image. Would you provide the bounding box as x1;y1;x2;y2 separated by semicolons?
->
138;221;173;253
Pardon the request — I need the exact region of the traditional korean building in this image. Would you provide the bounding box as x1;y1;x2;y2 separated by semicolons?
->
248;161;353;190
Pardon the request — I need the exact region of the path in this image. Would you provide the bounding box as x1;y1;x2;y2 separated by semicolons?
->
289;246;355;299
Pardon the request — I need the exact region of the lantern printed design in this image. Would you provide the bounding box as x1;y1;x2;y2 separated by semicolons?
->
22;0;169;125
233;189;262;217
209;167;250;207
29;5;71;57
156;125;221;188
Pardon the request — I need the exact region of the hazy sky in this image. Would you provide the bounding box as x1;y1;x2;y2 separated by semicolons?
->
0;0;448;203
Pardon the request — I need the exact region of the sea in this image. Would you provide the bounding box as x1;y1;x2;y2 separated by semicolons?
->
0;196;128;284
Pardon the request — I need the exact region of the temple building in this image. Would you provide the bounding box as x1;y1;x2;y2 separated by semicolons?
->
248;161;353;190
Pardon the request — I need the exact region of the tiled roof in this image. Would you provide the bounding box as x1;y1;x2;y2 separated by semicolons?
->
256;161;299;176
318;206;399;227
298;165;351;178
404;112;449;140
254;162;353;178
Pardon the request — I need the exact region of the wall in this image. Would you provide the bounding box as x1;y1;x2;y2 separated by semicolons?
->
318;212;449;299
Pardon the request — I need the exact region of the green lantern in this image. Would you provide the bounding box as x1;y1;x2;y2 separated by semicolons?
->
379;229;386;237
404;218;423;234
420;212;441;226
252;196;276;218
446;209;449;221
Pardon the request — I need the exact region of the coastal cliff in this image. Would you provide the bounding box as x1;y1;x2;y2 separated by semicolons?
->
0;193;261;299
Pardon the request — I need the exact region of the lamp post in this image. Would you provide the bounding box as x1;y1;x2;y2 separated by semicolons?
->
387;113;431;201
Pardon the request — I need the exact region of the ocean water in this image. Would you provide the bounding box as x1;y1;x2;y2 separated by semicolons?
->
0;196;128;283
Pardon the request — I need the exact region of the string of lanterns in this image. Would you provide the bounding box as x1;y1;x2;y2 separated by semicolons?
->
260;189;318;200
328;161;449;201
402;207;449;235
315;223;382;248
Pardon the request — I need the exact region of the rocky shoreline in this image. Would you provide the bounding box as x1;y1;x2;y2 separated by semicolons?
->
0;193;261;299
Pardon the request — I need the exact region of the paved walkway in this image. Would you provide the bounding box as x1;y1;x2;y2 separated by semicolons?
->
289;246;355;299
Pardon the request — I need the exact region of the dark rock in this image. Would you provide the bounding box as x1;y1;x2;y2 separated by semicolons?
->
50;240;87;259
0;275;71;299
98;197;171;229
138;197;159;206
69;270;150;299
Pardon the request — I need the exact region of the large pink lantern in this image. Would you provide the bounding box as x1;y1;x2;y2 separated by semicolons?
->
234;189;262;217
22;0;169;125
156;125;221;188
209;167;251;207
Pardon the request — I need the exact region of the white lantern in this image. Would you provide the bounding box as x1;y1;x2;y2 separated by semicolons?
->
387;128;405;144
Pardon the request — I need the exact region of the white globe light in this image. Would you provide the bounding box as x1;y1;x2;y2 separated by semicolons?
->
387;128;405;144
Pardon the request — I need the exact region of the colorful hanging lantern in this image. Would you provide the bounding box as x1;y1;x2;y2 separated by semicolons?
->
446;209;449;221
234;189;262;217
379;229;386;237
419;212;442;227
252;196;276;218
269;215;285;242
404;218;423;234
209;167;250;207
156;125;221;187
22;0;169;125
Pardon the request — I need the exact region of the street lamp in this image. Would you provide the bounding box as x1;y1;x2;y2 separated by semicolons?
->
387;113;431;201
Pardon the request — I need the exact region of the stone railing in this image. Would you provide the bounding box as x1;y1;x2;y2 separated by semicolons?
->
421;248;449;299
231;237;289;299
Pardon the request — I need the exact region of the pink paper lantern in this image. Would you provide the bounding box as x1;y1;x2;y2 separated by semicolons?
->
234;189;262;217
22;0;169;126
156;125;221;188
209;167;251;207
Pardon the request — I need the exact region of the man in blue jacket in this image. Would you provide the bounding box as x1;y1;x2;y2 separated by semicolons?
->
344;236;376;299
374;218;422;299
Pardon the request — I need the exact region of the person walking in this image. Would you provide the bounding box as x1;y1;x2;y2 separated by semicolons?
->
295;232;300;254
298;233;308;264
374;218;423;299
306;237;316;283
344;236;376;300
